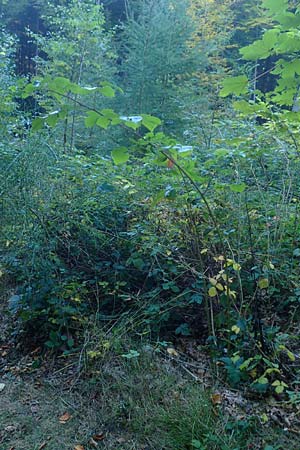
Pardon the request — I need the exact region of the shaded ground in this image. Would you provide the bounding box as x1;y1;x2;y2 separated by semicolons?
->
1;289;300;449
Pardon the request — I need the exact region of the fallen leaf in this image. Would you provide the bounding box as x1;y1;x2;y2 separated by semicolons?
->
0;383;5;392
38;442;48;450
59;412;71;423
93;432;105;441
5;425;17;432
167;348;179;357
211;393;222;405
74;446;84;450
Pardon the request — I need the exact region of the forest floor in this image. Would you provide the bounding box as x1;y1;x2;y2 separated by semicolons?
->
1;289;300;450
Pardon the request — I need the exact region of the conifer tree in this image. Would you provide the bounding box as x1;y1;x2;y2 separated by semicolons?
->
118;0;203;128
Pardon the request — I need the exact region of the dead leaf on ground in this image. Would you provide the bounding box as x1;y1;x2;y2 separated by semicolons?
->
0;383;6;392
59;412;71;423
5;425;17;433
211;392;222;405
167;347;179;357
74;445;85;450
93;432;105;441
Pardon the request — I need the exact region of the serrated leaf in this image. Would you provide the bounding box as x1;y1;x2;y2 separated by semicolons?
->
220;75;248;97
240;29;279;60
111;147;129;165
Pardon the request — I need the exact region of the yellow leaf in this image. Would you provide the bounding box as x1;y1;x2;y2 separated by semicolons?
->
167;348;179;356
231;325;240;334
258;278;269;289
209;277;217;286
228;289;236;299
211;392;222;405
208;287;217;297
74;446;85;450
287;350;296;362
200;248;208;254
216;283;224;291
233;262;241;271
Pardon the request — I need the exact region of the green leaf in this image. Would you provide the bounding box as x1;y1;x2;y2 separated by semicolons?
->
257;376;268;385
96;116;110;129
141;114;161;132
233;100;268;115
262;0;287;14
275;385;284;394
287;350;296;362
229;183;247;193
45;111;59;127
67;338;74;348
49;76;71;93
22;83;35;99
219;75;248;97
111;147;129;165
101;109;120;123
208;287;217;297
85;111;100;128
258;278;269;289
100;85;115;97
191;440;204;449
240;29;279;60
31;118;44;131
175;323;191;336
122;350;140;359
70;84;97;95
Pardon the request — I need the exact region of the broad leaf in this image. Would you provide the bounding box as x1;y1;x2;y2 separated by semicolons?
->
141;114;161;132
219;76;248;97
111;147;129;165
